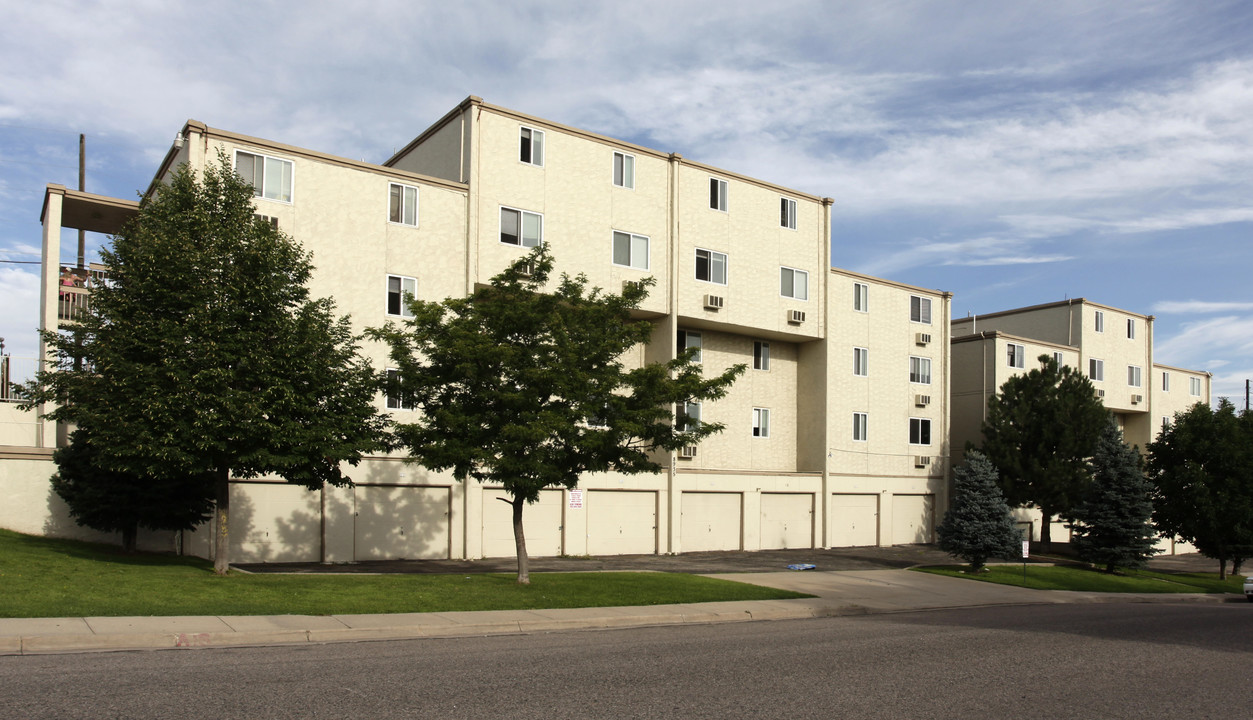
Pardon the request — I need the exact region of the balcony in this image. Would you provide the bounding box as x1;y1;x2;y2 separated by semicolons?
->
56;264;108;322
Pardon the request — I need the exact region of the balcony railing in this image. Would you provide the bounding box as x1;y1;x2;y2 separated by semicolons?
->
56;264;109;322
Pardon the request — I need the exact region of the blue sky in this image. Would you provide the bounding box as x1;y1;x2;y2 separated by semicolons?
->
2;1;1251;401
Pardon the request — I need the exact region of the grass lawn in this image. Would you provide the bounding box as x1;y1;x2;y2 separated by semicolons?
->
0;529;810;619
914;563;1245;594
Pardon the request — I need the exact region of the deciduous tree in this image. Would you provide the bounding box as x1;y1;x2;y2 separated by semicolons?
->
1070;418;1160;573
936;451;1021;572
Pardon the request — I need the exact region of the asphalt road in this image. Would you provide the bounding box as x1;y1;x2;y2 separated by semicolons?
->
3;603;1249;719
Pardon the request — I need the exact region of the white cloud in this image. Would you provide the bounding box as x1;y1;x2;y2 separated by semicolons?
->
1153;300;1253;314
859;235;1073;276
0;266;41;359
1154;315;1253;370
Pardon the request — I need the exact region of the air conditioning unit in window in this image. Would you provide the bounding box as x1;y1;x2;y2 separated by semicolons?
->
787;309;806;325
1096;389;1106;398
517;260;537;277
678;446;697;459
915;332;932;345
703;294;724;310
915;455;932;468
915;394;931;407
1131;394;1143;404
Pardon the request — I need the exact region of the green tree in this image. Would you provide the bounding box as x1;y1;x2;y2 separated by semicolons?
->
1147;399;1253;579
1070;418;1160;573
370;246;744;584
979;355;1108;547
936;451;1021;572
51;428;215;552
23;154;389;574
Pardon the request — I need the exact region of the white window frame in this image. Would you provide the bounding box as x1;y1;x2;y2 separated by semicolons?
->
678;330;702;363
234;150;293;203
853;412;868;442
386;275;417;318
1162;372;1170;392
388;183;418;226
519;126;544;166
1162;416;1172;430
709;177;728;212
854;282;868;312
909;356;932;384
612;151;635;189
1190;377;1202;396
909;417;932;446
780;197;797;229
753;341;770;371
612;230;650;270
385;368;414;411
1089;358;1104;382
678;401;702;432
1007;343;1025;369
780;266;809;301
695;248;728;285
853;347;869;377
910;296;932;324
1053;351;1065;366
752;408;770;438
499;206;543;248
1128;365;1142;388
1095;310;1104;333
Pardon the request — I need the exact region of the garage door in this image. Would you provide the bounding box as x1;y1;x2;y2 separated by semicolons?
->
759;493;814;550
482;489;563;559
355;486;451;560
587;490;657;555
830;494;879;548
891;494;935;545
680;492;741;552
232;483;321;563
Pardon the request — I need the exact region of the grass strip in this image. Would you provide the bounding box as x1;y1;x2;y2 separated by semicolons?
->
0;529;810;619
914;563;1244;594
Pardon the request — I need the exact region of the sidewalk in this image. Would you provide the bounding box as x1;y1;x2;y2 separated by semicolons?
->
2;561;1240;656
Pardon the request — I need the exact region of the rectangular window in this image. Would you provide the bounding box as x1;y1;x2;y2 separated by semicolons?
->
780;197;797;229
1089;358;1104;382
678;330;702;363
853;412;868;442
386;275;416;318
500;207;542;247
1162;416;1172;430
388;183;418;226
909;418;932;446
753;341;770;371
1007;343;1025;369
853;347;868;377
1190;377;1202;396
612;231;649;270
695;248;728;284
909;356;932;384
752;408;770;438
1162;372;1171;392
1053;351;1065;366
613;151;635;188
709;177;728;211
678;401;701;432
1128;365;1142;387
1095;310;1104;333
1127;318;1136;339
910;296;932;324
519;126;544;166
385;369;414;411
854;282;868;312
780;267;809;300
235;151;293;202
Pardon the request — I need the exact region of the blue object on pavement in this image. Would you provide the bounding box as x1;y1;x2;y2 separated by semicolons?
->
786;563;816;571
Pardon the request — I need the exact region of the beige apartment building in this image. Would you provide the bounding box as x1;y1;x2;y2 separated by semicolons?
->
8;96;951;563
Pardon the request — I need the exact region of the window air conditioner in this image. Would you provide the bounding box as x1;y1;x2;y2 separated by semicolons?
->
678;446;697;459
703;294;724;310
915;332;932;345
915;455;932;468
1096;389;1106;398
915;394;931;407
1131;394;1143;404
787;309;806;325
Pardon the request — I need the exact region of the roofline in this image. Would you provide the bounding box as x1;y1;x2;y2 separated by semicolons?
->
829;265;952;298
950;330;1076;351
955;297;1152;323
1152;362;1212;377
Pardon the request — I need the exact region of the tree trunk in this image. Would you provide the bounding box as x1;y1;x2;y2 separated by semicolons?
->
512;495;529;585
121;524;137;553
1039;505;1053;551
213;466;231;575
1217;556;1227;580
1233;557;1244;576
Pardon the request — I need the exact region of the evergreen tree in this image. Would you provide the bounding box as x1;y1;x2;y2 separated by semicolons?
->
936;451;1021;572
370;246;744;584
24;154;389;573
1070;418;1160;573
979;355;1108;547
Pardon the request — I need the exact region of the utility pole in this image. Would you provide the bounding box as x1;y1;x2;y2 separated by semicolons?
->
77;133;86;270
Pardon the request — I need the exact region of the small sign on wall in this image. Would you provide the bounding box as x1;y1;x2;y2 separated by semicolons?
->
568;489;583;509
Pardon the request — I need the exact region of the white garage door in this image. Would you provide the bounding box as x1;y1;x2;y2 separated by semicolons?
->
355;486;451;560
482;489;563;559
587;490;657;555
232;483;321;563
830;494;879;548
891;494;935;545
680;492;741;552
759;493;814;550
